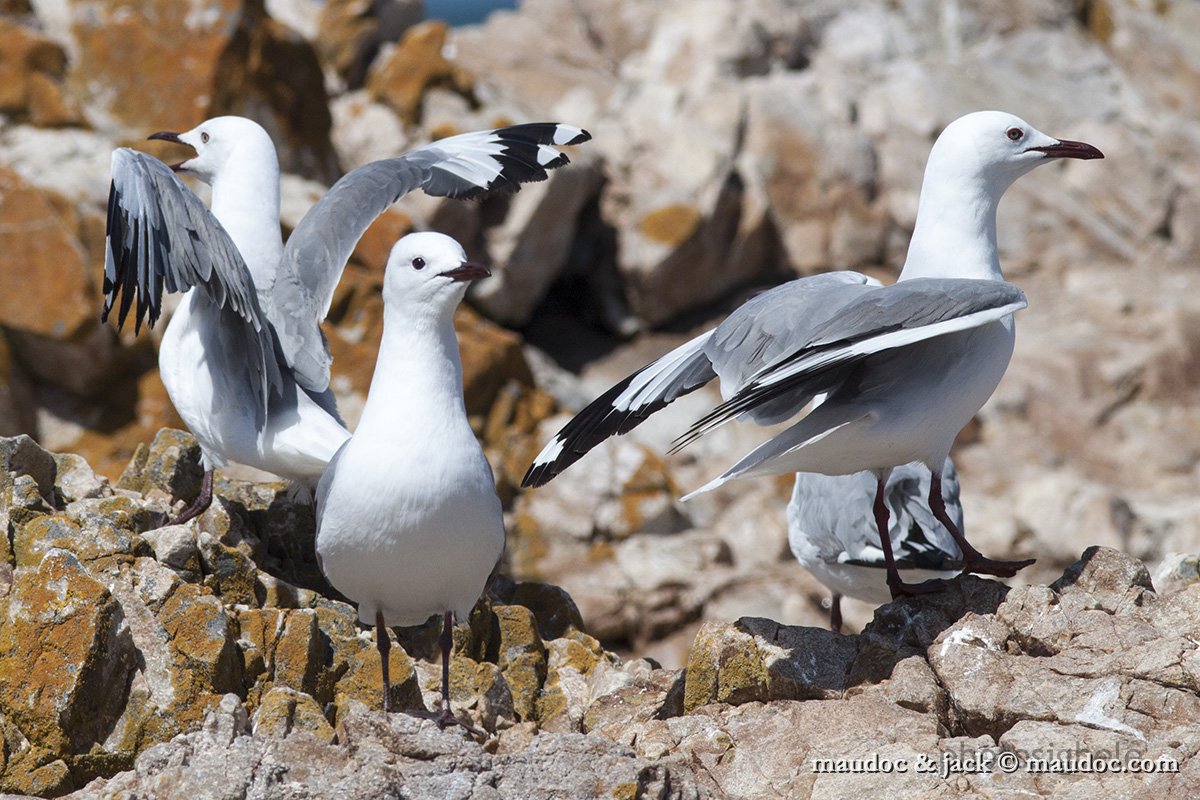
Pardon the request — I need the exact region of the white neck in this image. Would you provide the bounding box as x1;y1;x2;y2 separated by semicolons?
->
356;303;467;437
899;170;1006;283
209;147;283;292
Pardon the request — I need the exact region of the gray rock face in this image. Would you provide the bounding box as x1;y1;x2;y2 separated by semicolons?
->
3;0;1200;794
2;1;1199;660
0;437;1194;797
85;697;707;799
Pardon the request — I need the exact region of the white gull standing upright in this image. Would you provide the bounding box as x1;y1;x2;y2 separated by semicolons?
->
788;459;963;632
524;111;1103;596
315;231;504;728
102;117;590;524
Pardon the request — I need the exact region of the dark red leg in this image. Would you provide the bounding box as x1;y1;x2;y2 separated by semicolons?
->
875;476;945;599
437;610;453;724
829;592;843;634
409;611;485;738
929;472;1035;578
376;610;393;713
163;469;214;527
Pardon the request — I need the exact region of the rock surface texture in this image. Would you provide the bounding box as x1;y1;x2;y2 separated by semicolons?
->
1;0;1198;667
2;0;1200;795
0;436;1192;797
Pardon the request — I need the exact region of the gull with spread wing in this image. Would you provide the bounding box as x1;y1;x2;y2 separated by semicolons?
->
102;117;589;524
524;110;1101;596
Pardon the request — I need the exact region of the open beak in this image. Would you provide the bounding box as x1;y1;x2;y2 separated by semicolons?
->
147;131;193;172
440;261;491;283
1028;138;1104;160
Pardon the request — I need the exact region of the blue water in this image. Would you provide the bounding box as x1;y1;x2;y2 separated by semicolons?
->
425;0;519;26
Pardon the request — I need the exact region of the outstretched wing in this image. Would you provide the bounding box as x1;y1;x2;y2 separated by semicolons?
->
102;147;283;423
272;123;592;393
522;332;716;487
676;278;1027;449
522;272;877;488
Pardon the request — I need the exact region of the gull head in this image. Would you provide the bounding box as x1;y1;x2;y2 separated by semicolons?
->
384;232;491;312
928;110;1104;196
147;116;276;184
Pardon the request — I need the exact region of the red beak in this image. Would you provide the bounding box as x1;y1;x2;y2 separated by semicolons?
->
1028;139;1104;160
148;130;192;172
440;261;491;282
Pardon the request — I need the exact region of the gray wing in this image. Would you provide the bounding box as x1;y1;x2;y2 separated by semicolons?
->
272;123;591;393
523;273;875;488
522;331;716;487
677;278;1027;448
789;460;963;571
707;272;874;389
102;147;284;424
787;470;881;562
706;271;876;424
881;460;963;568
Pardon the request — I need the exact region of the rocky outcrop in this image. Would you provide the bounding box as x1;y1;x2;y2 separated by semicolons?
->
0;436;1195;797
2;2;1200;793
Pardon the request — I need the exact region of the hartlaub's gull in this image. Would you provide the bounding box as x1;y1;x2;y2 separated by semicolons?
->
102;116;589;524
315;231;504;731
789;459;963;632
523;110;1101;596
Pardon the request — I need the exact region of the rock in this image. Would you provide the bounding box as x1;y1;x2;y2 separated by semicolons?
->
484;604;547;721
157;583;244;716
116;428;205;513
742;72;885;272
924;548;1200;783
489;577;586;641
682;617;859;712
535;630;612;731
61;0;338;182
316;0;424;88
0;167;99;345
0;550;135;787
196;531;260;605
366;20;476;125
440;655;517;731
0;18;84;127
252;686;335;742
141;525;202;576
0;335;37;439
208;7;341;183
54;452;112;503
79;699;706;798
14;499;151;567
0;433;57;502
470;159;604;327
456;304;536;417
512;431;689;550
582;666;682;745
334;633;423;718
1152;552;1200;595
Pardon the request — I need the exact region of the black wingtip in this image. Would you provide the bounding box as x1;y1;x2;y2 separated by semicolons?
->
520;464;550;489
566;128;591;146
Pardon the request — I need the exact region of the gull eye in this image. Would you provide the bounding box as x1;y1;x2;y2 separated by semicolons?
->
1006;127;1023;142
200;131;210;144
412;257;426;270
